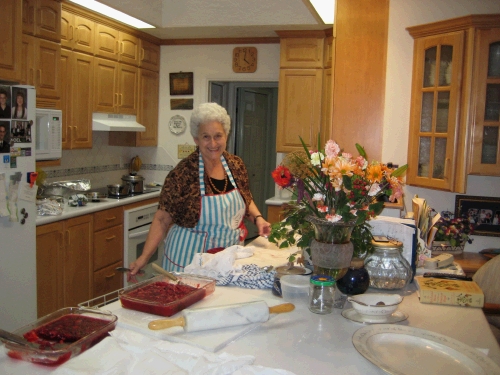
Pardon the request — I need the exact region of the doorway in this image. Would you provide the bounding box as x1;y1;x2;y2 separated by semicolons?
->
210;81;278;239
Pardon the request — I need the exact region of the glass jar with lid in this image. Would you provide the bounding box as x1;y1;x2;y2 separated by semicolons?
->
364;239;412;290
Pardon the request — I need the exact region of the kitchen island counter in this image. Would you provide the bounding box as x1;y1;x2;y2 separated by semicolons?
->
36;190;161;226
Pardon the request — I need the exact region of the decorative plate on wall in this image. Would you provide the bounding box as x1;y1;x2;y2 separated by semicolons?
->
168;115;187;135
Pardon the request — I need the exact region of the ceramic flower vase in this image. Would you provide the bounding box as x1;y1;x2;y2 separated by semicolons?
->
336;257;370;295
306;216;355;280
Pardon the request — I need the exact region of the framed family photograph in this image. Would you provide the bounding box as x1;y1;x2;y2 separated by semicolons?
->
455;195;500;237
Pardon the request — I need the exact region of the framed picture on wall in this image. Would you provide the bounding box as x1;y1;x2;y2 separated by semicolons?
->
455;195;500;237
169;72;193;96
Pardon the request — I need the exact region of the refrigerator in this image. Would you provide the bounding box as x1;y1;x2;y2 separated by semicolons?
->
0;84;37;331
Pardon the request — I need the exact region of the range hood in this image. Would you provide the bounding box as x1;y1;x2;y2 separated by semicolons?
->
92;113;146;132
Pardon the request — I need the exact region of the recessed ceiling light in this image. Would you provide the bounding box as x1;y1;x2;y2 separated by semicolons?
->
69;0;155;29
310;0;335;24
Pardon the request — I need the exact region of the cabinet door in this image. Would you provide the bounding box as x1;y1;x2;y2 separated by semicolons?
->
20;34;36;86
94;225;123;271
0;0;22;82
94;261;123;298
407;31;464;191
36;222;64;317
60;48;71;149
118;64;138;115
60;9;73;50
36;0;61;42
280;38;324;69
95;23;119;61
276;68;323;153
70;52;93;148
137;69;159;146
119;31;140;66
63;215;93;307
469;28;500;175
139;39;160;72
35;38;61;98
94;57;118;113
22;0;36;36
73;15;95;54
321;67;333;145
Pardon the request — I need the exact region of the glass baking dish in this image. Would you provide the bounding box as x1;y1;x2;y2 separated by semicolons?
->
1;307;117;366
119;273;216;317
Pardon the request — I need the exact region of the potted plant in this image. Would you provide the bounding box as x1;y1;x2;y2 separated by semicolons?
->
431;210;474;255
268;136;407;279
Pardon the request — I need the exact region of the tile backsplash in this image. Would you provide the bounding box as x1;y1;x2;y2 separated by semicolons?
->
39;132;174;188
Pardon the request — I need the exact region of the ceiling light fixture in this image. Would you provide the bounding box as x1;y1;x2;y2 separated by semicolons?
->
310;0;335;24
69;0;155;29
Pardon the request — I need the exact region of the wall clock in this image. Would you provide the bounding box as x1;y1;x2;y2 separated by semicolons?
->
168;115;187;135
232;47;258;73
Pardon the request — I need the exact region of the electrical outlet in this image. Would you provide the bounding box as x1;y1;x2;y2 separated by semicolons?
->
178;144;196;159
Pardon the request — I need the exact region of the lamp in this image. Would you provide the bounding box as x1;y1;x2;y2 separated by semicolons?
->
68;0;155;29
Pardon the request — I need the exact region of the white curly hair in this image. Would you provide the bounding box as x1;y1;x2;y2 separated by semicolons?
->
189;102;231;138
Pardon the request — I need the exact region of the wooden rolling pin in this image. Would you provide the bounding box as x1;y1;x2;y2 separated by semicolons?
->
148;300;295;332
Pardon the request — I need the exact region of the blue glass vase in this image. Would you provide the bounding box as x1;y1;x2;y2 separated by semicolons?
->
336;258;370;295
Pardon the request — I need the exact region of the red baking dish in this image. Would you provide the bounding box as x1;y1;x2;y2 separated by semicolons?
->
119;273;216;316
1;307;117;366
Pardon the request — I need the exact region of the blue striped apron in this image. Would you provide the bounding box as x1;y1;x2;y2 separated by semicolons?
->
162;153;246;272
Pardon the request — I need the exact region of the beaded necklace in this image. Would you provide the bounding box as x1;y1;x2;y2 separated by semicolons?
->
208;173;228;194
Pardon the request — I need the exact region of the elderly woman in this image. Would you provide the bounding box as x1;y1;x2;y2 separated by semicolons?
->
128;103;271;276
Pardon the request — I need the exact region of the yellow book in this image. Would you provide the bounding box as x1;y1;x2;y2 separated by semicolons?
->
414;276;484;308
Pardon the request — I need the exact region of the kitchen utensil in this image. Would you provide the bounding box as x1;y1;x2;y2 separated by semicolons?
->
148;301;295;332
121;173;145;194
422;272;472;281
84;192;107;202
115;267;145;275
151;262;183;284
107;183;130;197
348;294;403;317
0;328;40;348
119;274;216;317
129;155;142;174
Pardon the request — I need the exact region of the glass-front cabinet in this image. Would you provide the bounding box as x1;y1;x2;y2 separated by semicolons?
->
407;15;500;193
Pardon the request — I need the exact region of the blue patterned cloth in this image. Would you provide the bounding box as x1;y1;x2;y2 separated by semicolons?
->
216;264;276;289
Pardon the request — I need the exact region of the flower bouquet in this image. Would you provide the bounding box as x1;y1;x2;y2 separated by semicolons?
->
269;136;407;262
431;210;474;255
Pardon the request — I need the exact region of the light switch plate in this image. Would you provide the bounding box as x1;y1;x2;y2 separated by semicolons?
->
178;144;196;159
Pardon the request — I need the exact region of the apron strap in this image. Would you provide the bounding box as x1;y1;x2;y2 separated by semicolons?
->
199;153;237;196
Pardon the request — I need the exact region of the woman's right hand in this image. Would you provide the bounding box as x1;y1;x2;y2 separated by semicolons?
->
127;256;148;282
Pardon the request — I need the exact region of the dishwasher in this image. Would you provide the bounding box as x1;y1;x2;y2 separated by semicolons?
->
123;202;163;286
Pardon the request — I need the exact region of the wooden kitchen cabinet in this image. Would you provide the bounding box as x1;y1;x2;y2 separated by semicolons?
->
60;9;94;54
267;205;286;224
94;57;138;115
275;31;331;153
140;39;161;72
36;215;93;317
20;34;61;100
22;0;61;43
93;207;123;297
0;0;22;82
60;48;93;149
95;23;140;66
109;68;159;147
407;15;500;192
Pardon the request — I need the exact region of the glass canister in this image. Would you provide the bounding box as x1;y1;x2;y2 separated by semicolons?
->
364;239;412;290
309;275;335;314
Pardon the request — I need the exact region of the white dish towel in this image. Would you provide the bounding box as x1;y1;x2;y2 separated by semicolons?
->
52;327;296;375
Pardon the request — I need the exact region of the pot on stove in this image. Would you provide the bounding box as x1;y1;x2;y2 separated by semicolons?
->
107;184;130;197
121;173;145;194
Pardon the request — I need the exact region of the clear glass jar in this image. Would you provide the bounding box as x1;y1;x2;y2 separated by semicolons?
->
364;239;412;290
309;275;335;314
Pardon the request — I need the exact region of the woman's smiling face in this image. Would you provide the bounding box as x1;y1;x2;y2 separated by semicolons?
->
194;121;227;163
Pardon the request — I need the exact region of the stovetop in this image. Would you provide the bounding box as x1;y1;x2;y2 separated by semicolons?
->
92;186;161;200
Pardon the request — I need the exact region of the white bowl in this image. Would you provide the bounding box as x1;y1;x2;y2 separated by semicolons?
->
347;293;403;317
280;275;310;306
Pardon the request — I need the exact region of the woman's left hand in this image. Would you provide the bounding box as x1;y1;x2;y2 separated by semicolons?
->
256;217;271;237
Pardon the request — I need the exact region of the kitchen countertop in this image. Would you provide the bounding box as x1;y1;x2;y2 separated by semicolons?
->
1;237;499;373
36;190;161;226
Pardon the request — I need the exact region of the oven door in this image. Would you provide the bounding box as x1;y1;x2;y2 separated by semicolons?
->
125;222;162;286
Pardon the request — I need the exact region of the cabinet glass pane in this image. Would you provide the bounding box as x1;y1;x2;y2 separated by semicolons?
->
420;92;434;132
436;91;450;132
423;47;437;87
433;137;447;179
481;126;499;164
439;45;453;86
488;42;500;77
418;136;431;177
485;84;500;121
